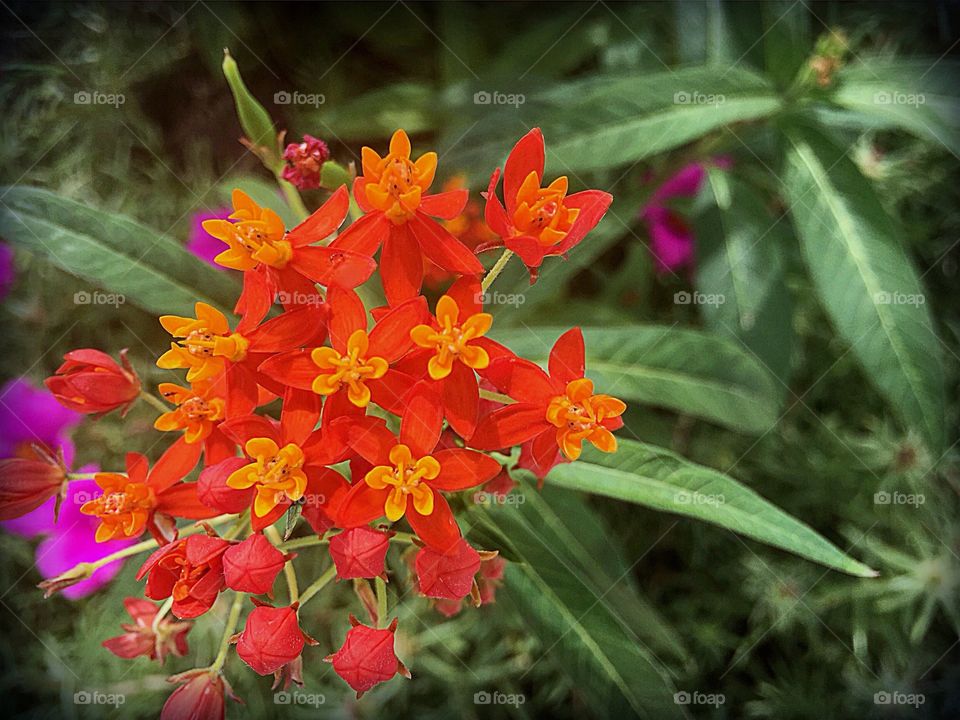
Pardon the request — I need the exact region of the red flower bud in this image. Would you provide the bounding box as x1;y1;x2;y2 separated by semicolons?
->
325;616;409;696
45;348;141;416
328;527;391;580
137;534;230;618
223;533;289;595
235;602;312;675
198;458;253;514
281;134;330;190
0;453;67;521
415;538;481;600
103;597;191;662
161;669;239;720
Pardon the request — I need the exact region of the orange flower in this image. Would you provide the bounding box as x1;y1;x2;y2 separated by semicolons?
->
483;128;612;280
202;187;376;329
154;383;226;444
157;302;248;384
469;328;625;478
80;447;218;543
332;129;483;306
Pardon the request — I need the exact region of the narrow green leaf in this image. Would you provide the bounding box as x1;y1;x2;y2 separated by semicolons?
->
490;325;780;434
0;186;240;316
537;439;878;577
783;124;945;452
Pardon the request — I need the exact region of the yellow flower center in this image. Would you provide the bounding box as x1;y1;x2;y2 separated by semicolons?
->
80;475;156;542
410;295;493;380
232;221;293;269
545;378;626;461
310;330;388;407
227;438;308;518
512;171;580;247
181;329;248;362
364;444;440;521
362;129;437;224
154;384;226;444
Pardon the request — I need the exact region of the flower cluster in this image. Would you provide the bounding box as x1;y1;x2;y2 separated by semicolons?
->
5;127;624;716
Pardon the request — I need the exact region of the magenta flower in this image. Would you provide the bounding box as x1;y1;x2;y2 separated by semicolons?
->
187;209;232;267
641;159;730;275
0;378;134;598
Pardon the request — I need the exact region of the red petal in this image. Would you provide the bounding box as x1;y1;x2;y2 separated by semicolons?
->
419;189;468;220
483;168;511;238
327;286;367;354
286;185;349;247
224;363;259;418
504;233;548;270
504;128;544;216
380;224;423;306
518;428;564;480
156;482;220;520
331;209;390;255
400;381;443;457
468;403;548;450
343;416;397;465
554;189;613;256
367;296;429;361
484;356;557;404
336;483;388;527
148;437;201;492
220;414;281;447
407;493;461;552
290;246;376;289
247;305;328;353
236;268;274;331
442;361;479;439
368;369;417;415
430;449;500;491
198;458;254;514
415;538;480;599
257;350;318;391
280;388;320;445
548;327;585;385
410;212;483;275
445;276;483;317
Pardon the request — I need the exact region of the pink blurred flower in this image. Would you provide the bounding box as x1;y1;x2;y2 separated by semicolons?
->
187;209;232;267
0;378;134;598
641;159;730;275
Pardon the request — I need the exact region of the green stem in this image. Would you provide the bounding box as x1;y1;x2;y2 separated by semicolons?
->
275;172;310;221
480;249;514;293
139;391;169;415
222;510;250;541
209;592;245;673
479;388;514;405
151;596;174;633
375;576;388;628
279;535;331;551
299;564;337;606
265;526;298;603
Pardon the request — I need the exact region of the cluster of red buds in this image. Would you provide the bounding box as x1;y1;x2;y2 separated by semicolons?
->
3;128;624;716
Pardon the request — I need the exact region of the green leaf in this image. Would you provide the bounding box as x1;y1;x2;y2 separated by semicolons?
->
538;439;878;577
310;83;437;141
490;325;780;434
695;170;794;386
830;57;960;155
0;186;240;316
470;488;686;719
783;124;945;452
222;49;279;163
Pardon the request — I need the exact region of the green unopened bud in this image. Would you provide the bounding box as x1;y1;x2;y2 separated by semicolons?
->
222;49;279;167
